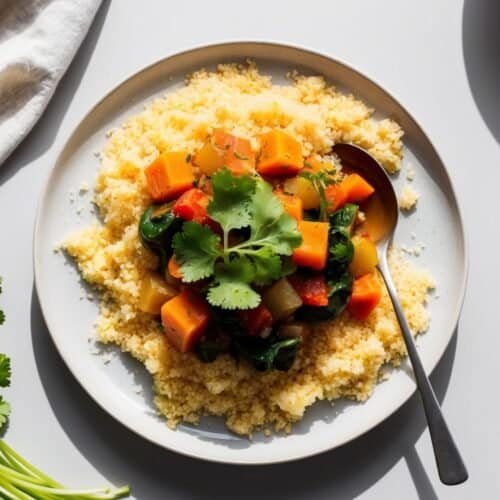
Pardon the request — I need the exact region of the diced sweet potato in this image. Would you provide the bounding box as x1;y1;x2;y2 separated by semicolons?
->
161;290;211;352
144;152;195;202
347;273;382;320
257;130;303;177
292;221;329;270
275;191;303;221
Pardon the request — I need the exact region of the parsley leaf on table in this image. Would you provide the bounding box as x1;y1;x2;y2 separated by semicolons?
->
172;222;221;282
0;354;11;388
0;397;10;427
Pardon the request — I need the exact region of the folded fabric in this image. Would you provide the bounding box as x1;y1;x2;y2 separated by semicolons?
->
0;0;102;166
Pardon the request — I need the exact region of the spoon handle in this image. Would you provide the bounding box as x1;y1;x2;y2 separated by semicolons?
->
377;256;468;485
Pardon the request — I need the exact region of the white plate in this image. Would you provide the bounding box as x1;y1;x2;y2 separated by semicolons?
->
33;42;467;464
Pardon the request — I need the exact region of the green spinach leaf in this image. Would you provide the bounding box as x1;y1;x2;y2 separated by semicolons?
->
231;334;301;371
139;204;183;269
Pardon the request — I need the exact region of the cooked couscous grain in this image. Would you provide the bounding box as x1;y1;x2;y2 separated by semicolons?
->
399;184;419;211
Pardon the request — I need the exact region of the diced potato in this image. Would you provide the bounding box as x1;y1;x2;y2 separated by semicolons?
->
278;322;310;341
263;278;303;321
194;142;224;176
283;176;320;210
139;273;178;314
349;236;379;278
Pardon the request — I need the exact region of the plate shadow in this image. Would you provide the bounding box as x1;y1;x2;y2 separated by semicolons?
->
462;0;500;144
30;284;459;499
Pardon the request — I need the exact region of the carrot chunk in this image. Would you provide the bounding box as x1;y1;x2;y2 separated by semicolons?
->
161;290;211;352
274;191;303;221
145;152;195;202
292;221;329;270
325;182;349;212
347;273;382;320
239;304;273;336
258;130;303;177
167;255;183;280
342;173;375;203
325;173;374;212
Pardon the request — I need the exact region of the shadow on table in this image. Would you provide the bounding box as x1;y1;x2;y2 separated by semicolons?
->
462;0;500;145
30;286;458;499
0;0;111;186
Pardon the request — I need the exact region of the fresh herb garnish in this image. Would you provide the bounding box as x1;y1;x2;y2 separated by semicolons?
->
299;167;337;221
173;169;302;310
0;355;11;389
0;278;130;498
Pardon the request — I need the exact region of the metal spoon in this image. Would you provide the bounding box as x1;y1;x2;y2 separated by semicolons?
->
332;143;468;486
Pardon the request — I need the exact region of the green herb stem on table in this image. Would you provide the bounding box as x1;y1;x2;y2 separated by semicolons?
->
0;277;130;499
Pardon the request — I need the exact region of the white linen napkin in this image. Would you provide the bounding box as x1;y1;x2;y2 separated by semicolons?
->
0;0;102;165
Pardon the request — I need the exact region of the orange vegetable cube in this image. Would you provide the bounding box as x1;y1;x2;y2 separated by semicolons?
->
275;191;303;221
144;152;195;202
258;130;303;177
212;129;256;175
325;182;349;212
161;290;211;352
343;174;375;203
292;221;329;270
347;273;382;320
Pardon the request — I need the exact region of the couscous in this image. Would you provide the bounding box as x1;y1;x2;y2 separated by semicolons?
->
64;63;434;435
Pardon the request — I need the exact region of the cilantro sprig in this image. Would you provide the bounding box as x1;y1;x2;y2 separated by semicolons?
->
173;169;302;309
299;165;337;221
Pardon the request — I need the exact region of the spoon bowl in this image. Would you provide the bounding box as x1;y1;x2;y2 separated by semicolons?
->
332;143;468;486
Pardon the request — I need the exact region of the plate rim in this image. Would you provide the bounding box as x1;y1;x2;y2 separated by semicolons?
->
33;40;469;465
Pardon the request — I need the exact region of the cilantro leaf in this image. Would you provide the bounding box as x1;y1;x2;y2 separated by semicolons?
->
241;179;302;256
172;222;222;282
0;355;11;388
207;169;256;235
251;247;282;286
0;396;10;428
207;257;260;310
173;171;302;310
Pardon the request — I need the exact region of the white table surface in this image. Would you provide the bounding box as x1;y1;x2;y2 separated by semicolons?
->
1;0;498;498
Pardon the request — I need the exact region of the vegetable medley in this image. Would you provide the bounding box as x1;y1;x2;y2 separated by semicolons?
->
138;129;383;371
